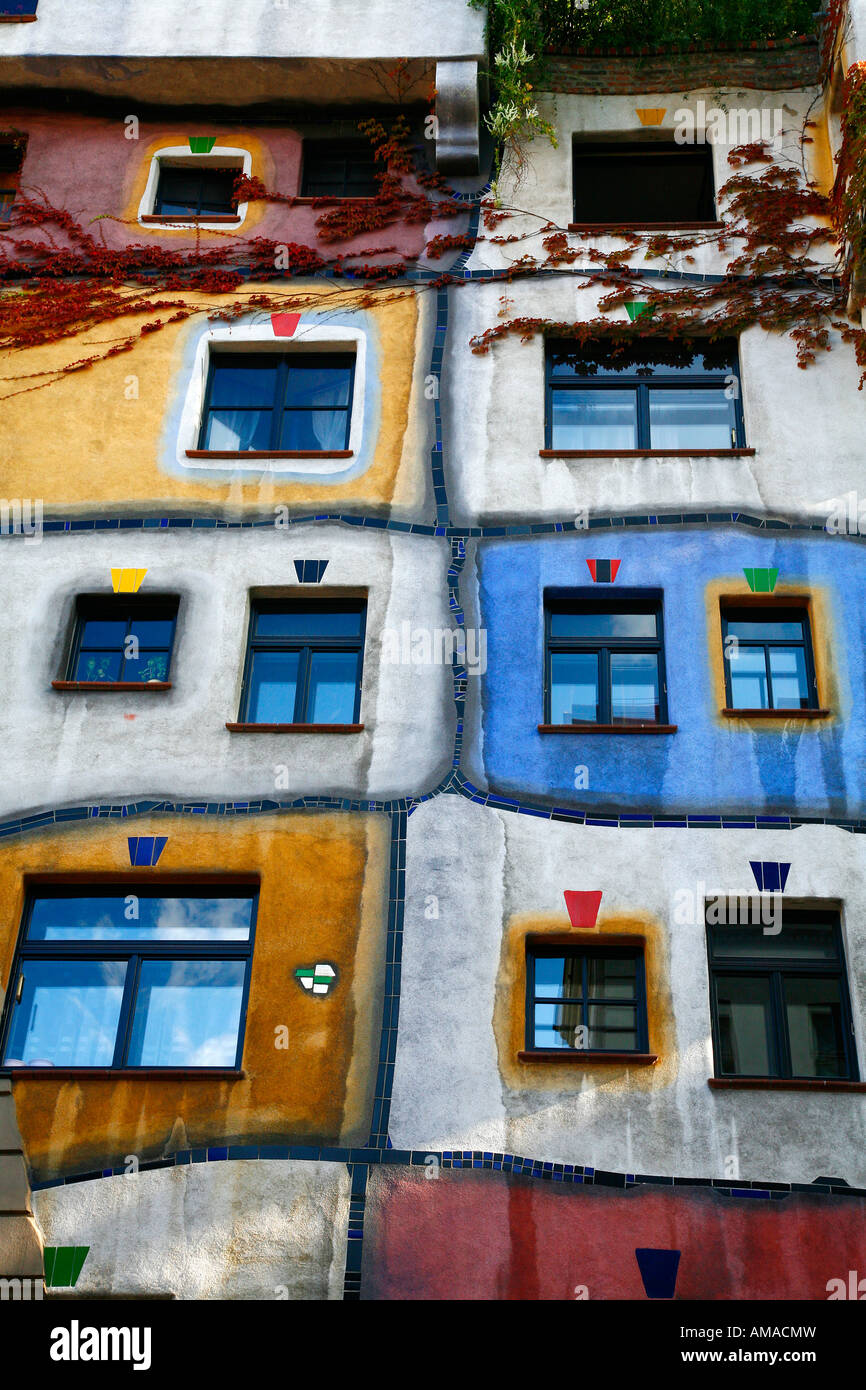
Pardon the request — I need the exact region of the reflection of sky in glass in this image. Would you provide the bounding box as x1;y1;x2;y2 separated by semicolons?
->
28;895;253;942
127;960;244;1067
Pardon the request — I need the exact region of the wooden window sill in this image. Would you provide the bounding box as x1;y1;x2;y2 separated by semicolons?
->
709;1077;866;1093
540;448;755;458
52;680;172;692
539;723;676;734
226;722;363;733
721;707;831;720
0;15;38;22
141;214;241;224
568;221;724;233
3;1068;245;1079
186;449;353;460
519;1050;658;1065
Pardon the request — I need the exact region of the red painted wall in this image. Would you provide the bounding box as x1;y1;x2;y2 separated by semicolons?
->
361;1169;866;1300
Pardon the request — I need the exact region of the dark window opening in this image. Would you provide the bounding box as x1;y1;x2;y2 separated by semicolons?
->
67;596;179;685
0;137;26;221
721;604;817;711
1;887;257;1070
240;599;366;725
544;595;668;727
707;907;857;1081
545;338;744;451
526;943;648;1052
573;140;716;225
154;165;239;216
300;139;380;198
200;352;355;453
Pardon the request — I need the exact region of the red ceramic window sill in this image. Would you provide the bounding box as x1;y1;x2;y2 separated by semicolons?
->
721;707;831;720
708;1077;866;1093
186;449;353;460
539;723;677;734
141;214;241;224
518;1050;658;1065
568;220;724;233
539;448;756;458
0;15;37;21
52;680;172;692
226;722;364;734
3;1068;245;1079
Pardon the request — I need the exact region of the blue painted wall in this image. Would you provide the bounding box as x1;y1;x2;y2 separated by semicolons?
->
474;529;866;815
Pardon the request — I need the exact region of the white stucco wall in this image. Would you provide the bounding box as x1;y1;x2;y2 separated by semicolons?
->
0;0;485;60
390;796;866;1185
34;1160;350;1300
0;525;455;815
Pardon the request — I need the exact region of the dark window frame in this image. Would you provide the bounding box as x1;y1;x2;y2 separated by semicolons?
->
572;139;716;226
198;351;356;453
543;590;669;726
153;163;239;216
66;595;179;684
239;597;367;725
300;138;380;198
525;942;649;1053
721;602;818;712
544;338;746;451
0;884;259;1072
706;907;858;1081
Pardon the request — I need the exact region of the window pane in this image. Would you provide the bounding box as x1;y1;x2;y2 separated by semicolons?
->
126;960;245;1067
534;955;583;1000
784;977;846;1078
548;339;736;378
610;652;660;723
204;408;272;452
123;651;170;682
533;1001;583;1049
198;172;235;213
551;389;637;450
3;960;126;1067
280;409;348;452
769;646;810;710
254;608;363;639
710;916;837;961
128;619;175;647
73;651;123;682
550;652;599;724
725;617;805;641
27;894;254;942
587;955;637;999
307;651;359;723
586;1003;638;1050
573;144;715;223
728;646;768;709
80;619;127;648
649;388;733;449
285;365;352;409
715;975;775;1076
209;364;279;408
550;609;657;639
247;650;299;722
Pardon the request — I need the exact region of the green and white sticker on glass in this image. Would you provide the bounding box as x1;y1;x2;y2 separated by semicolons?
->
294;963;337;996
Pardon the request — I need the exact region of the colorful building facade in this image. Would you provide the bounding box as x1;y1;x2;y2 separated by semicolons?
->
2;0;866;1302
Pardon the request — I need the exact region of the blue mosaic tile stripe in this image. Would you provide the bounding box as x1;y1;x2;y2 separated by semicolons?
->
368;809;407;1146
343;1162;368;1300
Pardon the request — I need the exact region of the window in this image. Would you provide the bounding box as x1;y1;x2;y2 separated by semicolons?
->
707;907;857;1080
154;165;237;217
240;599;366;725
572;140;715;225
544;596;668;727
66;597;178;684
545;339;744;452
1;887;257;1070
0;2;38;16
526;943;648;1053
300;139;379;198
0;139;25;223
722;604;817;712
199;353;355;453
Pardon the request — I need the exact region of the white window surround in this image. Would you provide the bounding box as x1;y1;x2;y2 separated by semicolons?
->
137;146;253;230
177;323;367;475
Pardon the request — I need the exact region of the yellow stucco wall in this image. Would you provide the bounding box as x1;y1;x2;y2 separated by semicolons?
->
0;282;427;516
0;812;390;1178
